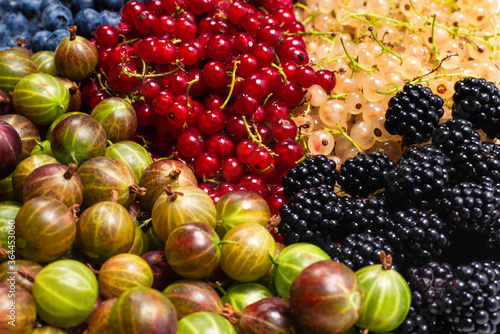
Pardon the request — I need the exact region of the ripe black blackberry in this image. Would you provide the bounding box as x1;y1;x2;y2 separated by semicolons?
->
395;306;449;334
281;154;339;198
431;118;481;158
450;142;500;184
338;151;395;198
451;77;500;139
435;181;500;233
385;149;450;210
442;261;500;333
338;195;393;238
386;209;450;266
278;184;342;252
330;233;396;271
384;83;445;145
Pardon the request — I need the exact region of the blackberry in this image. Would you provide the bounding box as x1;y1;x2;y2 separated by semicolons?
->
405;262;454;326
384;83;445;145
281;154;339;198
278;184;343;252
338;151;395;198
337;195;393;238
385;150;450;210
442;261;500;333
431;118;481;158
395;306;449;334
435;181;500;233
330;233;396;271
386;209;450;266
451;77;500;139
450;143;500;184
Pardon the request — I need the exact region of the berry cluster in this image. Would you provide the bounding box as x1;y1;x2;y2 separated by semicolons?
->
85;0;338;209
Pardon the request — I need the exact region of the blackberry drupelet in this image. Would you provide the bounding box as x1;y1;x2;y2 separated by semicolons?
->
403;262;454;330
442;261;500;333
281;154;339;198
386;209;450;266
384;83;445;145
338;151;395;198
278;184;343;252
435;181;500;233
338;195;393;238
330;233;396;271
450;142;500;184
451;77;500;139
431;118;481;158
385;151;450;210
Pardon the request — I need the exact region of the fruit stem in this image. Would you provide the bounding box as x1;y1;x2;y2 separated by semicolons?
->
220;60;240;110
67;26;77;41
262;93;273;106
221;303;241;325
129;185;147;196
18;267;37;283
86;263;100;275
0;248;9;258
271;63;290;84
153;254;166;265
69;204;80;221
265;215;281;232
241;116;276;155
340;38;374;76
367;26;403;65
163;184;184;202
380;250;393;270
217;241;240;246
323;123;362;152
268;249;279;266
110;190;119;203
375;82;399;95
70;152;79;165
107;140;114;147
64;163;78;180
185;79;199;109
138;218;152;229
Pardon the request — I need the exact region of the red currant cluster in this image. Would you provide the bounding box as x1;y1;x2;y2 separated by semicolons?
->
83;0;335;213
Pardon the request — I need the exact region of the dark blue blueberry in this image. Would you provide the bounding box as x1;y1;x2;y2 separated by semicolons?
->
0;0;18;11
27;18;44;36
42;4;73;31
31;30;52;52
6;33;31;48
74;8;101;39
99;10;120;26
3;11;29;34
44;28;70;51
70;0;94;13
0;23;10;45
97;0;124;11
19;0;43;19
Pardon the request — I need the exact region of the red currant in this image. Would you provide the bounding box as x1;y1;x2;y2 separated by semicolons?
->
238;175;269;198
235;139;257;164
236;53;258;77
203;61;228;88
135;10;157;34
274;82;303;107
315;69;336;93
272;118;298;141
225;115;248;141
204;133;235;159
95;25;120;48
121;1;146;24
294;65;316;88
135;104;155;126
174;17;198;41
194;152;221;178
221;156;244;183
154;15;175;37
234;93;259;117
176;129;205;158
273;139;303;168
152;90;174;115
197;109;226;135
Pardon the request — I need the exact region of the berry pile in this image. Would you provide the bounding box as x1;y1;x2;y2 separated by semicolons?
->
278;78;500;333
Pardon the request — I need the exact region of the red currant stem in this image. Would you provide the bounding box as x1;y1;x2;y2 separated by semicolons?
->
121;62;182;79
257;164;273;174
295;155;307;164
96;72;114;96
135;135;151;149
368;26;403;65
171;39;182;44
205;178;220;185
340;38;374;76
185;79;199;108
262;93;273;106
118;37;140;46
257;6;269;15
268;250;279;266
323;123;362;152
220;60;240;110
241;116;276;155
375;82;399;95
271;63;289;84
138;218;152;229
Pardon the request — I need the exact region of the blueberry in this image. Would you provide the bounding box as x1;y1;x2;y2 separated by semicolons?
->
3;11;29;34
31;30;52;52
41;0;63;10
74;8;101;39
0;23;10;45
97;0;124;11
6;33;30;48
19;0;43;19
0;0;18;11
100;10;120;26
70;0;94;14
42;4;73;31
44;28;70;51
